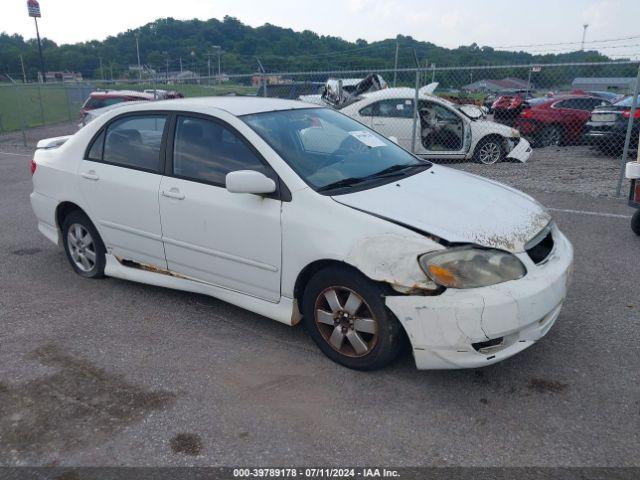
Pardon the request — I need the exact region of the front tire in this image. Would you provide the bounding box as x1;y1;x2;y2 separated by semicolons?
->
632;210;640;236
302;266;403;370
61;210;106;279
474;137;505;165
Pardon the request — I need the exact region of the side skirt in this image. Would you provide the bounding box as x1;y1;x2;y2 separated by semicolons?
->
104;254;298;326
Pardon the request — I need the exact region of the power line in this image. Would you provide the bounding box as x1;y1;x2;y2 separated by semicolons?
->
494;34;640;50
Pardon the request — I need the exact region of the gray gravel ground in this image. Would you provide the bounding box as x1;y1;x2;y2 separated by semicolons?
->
0;135;639;467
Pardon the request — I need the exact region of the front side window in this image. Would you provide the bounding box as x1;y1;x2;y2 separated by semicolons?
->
242;108;429;193
172;116;268;185
100;115;166;172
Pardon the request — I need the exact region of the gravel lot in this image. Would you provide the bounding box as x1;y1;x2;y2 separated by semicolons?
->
0;123;639;467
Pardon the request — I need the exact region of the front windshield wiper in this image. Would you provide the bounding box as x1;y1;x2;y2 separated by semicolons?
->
367;163;430;179
317;163;430;193
316;177;371;192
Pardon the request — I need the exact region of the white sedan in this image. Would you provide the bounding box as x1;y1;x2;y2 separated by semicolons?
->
339;87;532;164
30;97;571;370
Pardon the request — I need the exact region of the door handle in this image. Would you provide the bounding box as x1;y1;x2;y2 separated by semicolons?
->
372;120;386;126
81;171;99;181
162;188;185;200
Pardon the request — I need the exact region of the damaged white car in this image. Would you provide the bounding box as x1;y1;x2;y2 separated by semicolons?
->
30;98;572;370
339;87;532;164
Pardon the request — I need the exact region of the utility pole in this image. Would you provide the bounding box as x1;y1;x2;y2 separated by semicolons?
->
393;40;399;87
581;24;589;51
135;34;142;81
27;0;45;82
19;55;27;83
179;57;183;73
165;55;169;84
99;56;104;81
205;51;215;85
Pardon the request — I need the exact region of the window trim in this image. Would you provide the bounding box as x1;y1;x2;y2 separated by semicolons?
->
165;111;291;201
83;111;171;175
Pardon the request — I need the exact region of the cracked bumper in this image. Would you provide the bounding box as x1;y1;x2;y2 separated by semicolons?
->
385;226;573;369
506;137;532;163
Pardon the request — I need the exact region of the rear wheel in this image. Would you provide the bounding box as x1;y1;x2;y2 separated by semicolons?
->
302;266;403;370
632;210;640;236
537;125;562;147
61;210;106;278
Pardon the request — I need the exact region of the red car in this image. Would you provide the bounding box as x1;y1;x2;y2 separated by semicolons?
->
80;90;155;123
514;94;610;147
491;91;533;124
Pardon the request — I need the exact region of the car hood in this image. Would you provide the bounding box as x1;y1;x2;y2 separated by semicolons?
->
332;166;551;253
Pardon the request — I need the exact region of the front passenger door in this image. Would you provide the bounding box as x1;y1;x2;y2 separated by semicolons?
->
158;115;282;302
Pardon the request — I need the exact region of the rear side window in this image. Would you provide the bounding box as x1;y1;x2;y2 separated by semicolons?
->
87;130;105;161
172;116;268;186
99;115;167;172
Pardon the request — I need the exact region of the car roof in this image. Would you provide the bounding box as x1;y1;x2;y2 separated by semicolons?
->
91;90;155;99
99;96;322;117
360;87;439;101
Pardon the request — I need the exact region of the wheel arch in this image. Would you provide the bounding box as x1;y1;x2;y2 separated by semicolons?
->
473;133;507;161
293;259;361;311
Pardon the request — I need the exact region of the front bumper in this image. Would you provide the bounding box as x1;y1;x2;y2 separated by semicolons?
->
505;137;532;163
385;225;573;369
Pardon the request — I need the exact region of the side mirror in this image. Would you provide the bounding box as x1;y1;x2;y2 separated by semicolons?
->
388;135;399;144
225;170;276;195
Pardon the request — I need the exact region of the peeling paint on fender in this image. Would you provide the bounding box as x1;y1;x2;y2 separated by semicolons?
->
346;233;442;291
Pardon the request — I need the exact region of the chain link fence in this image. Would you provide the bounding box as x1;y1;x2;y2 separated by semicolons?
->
1;60;638;195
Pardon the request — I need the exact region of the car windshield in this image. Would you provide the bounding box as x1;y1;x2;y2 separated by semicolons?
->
242;108;430;193
614;95;640;107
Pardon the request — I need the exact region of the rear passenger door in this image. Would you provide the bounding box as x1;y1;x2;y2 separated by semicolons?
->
79;113;168;268
364;99;415;150
158;115;282;302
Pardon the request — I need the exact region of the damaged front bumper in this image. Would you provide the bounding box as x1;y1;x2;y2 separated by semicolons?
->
385;225;573;369
505;137;532;163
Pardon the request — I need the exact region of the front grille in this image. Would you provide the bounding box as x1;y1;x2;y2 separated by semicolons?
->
526;229;554;264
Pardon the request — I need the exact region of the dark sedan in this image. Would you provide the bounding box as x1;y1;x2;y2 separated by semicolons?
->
585;95;639;156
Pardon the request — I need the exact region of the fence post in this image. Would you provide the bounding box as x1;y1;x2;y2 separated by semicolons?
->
64;85;73;121
411;68;420;154
37;83;45;125
615;62;640;197
16;84;28;147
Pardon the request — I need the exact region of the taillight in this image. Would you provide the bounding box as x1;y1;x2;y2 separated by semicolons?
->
634;180;640;203
622;109;640;119
520;109;534;118
30;159;37;175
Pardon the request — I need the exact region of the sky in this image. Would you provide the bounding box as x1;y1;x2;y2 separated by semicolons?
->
2;0;639;58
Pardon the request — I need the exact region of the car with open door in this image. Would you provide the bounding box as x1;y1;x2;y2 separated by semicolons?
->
339;87;532;165
30;97;572;371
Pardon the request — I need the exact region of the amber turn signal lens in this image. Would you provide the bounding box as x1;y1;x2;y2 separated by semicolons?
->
427;264;457;287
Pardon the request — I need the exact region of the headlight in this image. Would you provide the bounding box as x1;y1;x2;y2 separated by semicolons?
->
510;128;520;138
418;247;526;289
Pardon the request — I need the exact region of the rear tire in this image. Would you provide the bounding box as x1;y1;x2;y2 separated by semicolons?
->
302;266;403;370
537;125;562;147
631;210;640;236
61;210;106;279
